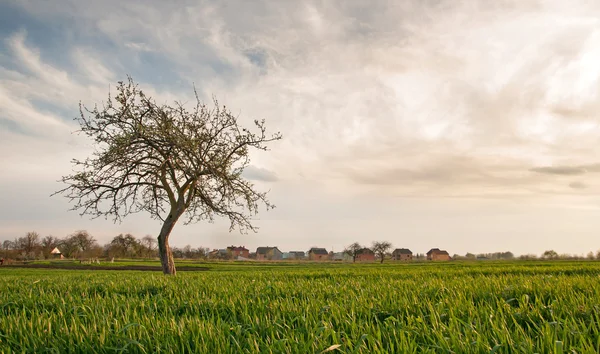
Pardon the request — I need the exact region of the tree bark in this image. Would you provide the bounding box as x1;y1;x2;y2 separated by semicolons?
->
158;212;181;275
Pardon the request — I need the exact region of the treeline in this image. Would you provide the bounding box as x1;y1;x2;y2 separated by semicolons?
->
452;252;515;260
452;250;600;261
0;231;210;261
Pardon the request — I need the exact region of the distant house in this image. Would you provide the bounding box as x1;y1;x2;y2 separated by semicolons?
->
256;247;283;261
392;248;413;261
427;248;451;261
227;246;250;259
50;247;63;259
355;248;375;262
332;252;352;262
308;247;329;261
287;251;306;260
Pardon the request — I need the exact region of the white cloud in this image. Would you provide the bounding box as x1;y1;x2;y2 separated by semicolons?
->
2;0;600;254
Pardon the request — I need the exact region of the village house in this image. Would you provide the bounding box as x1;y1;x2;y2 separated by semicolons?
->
308;247;329;261
286;251;306;260
427;248;451;261
50;247;64;259
332;252;352;262
256;246;283;261
227;246;250;259
392;248;413;261
355;248;375;262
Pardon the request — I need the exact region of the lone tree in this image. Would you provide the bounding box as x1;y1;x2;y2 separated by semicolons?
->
344;242;363;263
54;78;281;275
372;241;392;264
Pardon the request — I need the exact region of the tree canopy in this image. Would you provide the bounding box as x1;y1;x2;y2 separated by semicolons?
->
54;77;281;274
372;241;392;264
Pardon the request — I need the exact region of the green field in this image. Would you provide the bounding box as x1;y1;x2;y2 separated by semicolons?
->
1;261;600;353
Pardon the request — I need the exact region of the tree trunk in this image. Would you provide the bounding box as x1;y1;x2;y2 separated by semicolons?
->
380;254;384;264
158;214;179;275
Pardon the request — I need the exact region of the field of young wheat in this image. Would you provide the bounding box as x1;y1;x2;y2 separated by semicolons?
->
1;261;599;353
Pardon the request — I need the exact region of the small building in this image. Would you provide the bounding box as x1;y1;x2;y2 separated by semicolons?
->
50;247;63;259
227;246;250;259
308;247;329;261
332;252;352;262
256;246;283;261
355;248;375;262
287;251;306;260
392;248;413;261
427;248;451;261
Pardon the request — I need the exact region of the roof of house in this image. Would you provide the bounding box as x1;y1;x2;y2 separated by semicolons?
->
256;246;281;254
427;248;449;256
50;247;61;254
308;247;328;255
227;245;249;251
289;251;305;255
393;248;412;255
356;248;374;255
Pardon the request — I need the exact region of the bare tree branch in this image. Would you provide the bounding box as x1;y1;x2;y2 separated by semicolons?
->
54;77;282;274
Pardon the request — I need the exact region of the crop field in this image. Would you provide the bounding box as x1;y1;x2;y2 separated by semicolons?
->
1;261;600;353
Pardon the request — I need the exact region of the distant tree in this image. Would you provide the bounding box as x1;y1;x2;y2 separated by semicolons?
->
0;240;16;259
196;247;210;259
372;241;392;264
2;240;14;251
519;253;538;260
53;78;281;275
107;233;140;258
171;247;184;259
17;231;41;257
344;242;363;263
541;250;559;260
465;253;476;260
59;237;79;258
596;250;600;260
140;235;158;258
183;245;194;258
71;231;97;256
61;231;98;258
587;252;595;260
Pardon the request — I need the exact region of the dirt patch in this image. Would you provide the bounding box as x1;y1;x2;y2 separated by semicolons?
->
2;264;209;272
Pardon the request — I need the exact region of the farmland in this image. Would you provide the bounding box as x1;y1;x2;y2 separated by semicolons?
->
1;261;600;353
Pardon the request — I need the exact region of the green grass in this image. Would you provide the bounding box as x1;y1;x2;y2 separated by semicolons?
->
1;261;600;353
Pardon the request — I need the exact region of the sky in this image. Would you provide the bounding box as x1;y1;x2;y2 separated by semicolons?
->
1;0;600;256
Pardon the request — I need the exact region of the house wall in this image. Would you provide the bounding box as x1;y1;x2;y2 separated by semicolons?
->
356;253;375;262
257;253;267;261
289;253;305;260
270;250;283;260
429;253;451;261
399;254;412;261
309;253;328;261
229;249;250;258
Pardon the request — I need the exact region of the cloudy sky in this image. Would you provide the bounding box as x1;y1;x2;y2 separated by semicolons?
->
1;0;600;256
